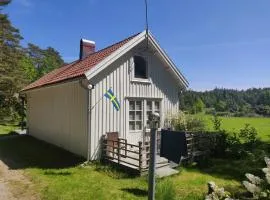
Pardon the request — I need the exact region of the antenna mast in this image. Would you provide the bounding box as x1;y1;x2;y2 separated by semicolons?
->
144;0;149;49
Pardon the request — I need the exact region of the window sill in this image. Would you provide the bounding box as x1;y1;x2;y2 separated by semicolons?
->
145;128;161;132
131;78;151;84
129;130;143;133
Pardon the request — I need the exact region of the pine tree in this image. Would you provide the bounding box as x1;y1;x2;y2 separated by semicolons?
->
0;3;25;120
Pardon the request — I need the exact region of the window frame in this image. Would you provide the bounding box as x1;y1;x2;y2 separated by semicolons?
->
129;100;143;131
146;100;161;129
131;56;151;83
128;99;162;132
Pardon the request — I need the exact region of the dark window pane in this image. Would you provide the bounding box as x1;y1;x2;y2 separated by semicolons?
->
134;56;147;79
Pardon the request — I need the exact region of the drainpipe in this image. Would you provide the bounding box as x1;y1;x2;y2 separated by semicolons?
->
80;80;94;162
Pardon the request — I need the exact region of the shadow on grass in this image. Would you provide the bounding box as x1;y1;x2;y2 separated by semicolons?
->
0;135;84;170
44;171;72;176
121;188;148;197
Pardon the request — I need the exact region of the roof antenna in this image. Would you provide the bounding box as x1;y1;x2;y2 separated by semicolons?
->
144;0;149;50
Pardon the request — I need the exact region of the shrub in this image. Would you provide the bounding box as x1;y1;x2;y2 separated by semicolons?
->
205;107;216;115
239;124;258;145
224;124;259;159
205;182;232;200
171;111;206;132
211;115;222;131
206;157;270;200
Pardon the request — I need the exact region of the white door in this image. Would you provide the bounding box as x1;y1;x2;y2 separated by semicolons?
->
127;99;161;145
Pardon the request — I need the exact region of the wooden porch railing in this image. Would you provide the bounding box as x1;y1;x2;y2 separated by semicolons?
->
101;135;151;173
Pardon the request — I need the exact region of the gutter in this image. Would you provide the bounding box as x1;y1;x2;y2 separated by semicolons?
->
80;80;94;161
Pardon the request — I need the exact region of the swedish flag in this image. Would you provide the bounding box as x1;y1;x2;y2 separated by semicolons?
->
104;88;120;111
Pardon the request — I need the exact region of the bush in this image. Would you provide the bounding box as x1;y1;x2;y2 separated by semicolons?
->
224;124;259;159
206;157;270;200
205;107;216;115
211;115;222;131
171;111;206;132
239;124;258;145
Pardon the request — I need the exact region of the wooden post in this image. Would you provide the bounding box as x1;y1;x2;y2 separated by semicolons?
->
117;138;120;164
139;141;142;173
125;139;127;157
112;140;115;158
101;135;106;160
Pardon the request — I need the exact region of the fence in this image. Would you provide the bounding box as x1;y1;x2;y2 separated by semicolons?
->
101;135;151;174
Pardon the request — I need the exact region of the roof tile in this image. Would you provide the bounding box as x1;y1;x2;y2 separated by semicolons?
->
22;32;140;91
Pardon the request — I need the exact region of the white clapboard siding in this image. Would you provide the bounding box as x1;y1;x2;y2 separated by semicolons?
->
27;81;88;158
89;51;181;159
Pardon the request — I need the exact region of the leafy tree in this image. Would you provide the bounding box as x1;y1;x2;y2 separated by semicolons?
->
0;1;64;122
26;43;64;79
215;100;227;112
192;98;205;114
180;88;270;116
0;5;26;120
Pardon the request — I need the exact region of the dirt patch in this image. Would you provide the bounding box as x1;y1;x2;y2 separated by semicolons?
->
0;160;39;200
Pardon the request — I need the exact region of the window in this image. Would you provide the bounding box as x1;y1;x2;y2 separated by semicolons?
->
146;101;160;128
134;56;147;79
129;100;143;131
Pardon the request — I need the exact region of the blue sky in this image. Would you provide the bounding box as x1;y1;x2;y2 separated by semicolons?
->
4;0;270;91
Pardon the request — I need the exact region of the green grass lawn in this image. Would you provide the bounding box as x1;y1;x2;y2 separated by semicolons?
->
0;134;243;200
1;118;269;199
0;124;18;135
197;114;270;141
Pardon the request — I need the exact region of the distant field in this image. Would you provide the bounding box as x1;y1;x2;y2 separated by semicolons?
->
198;114;270;141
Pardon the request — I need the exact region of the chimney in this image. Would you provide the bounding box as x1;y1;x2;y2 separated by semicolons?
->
79;39;95;60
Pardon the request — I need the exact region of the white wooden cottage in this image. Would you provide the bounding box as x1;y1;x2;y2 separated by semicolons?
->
21;31;188;160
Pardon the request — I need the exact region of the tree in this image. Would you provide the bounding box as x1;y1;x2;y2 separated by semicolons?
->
0;6;26;120
192;98;205;114
26;44;64;79
215;100;227;112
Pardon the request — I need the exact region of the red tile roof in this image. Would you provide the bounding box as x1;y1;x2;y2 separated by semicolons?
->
22;32;140;92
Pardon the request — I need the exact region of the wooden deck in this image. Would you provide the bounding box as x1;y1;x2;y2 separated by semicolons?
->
101;135;170;175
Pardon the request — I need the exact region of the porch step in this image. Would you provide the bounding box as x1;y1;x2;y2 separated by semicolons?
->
156;166;179;178
156;155;170;169
156;155;169;164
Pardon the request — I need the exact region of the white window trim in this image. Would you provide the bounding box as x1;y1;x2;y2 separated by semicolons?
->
130;56;151;84
128;98;162;132
129;100;143;131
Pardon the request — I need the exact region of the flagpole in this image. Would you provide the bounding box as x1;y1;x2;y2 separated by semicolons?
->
90;87;112;110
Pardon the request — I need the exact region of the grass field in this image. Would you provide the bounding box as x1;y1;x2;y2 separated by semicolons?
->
1;119;269;199
0;126;243;200
197;114;270;141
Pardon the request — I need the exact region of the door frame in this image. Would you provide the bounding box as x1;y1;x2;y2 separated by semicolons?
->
126;97;163;144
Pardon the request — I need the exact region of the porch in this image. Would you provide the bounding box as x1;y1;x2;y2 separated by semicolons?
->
101;132;178;177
